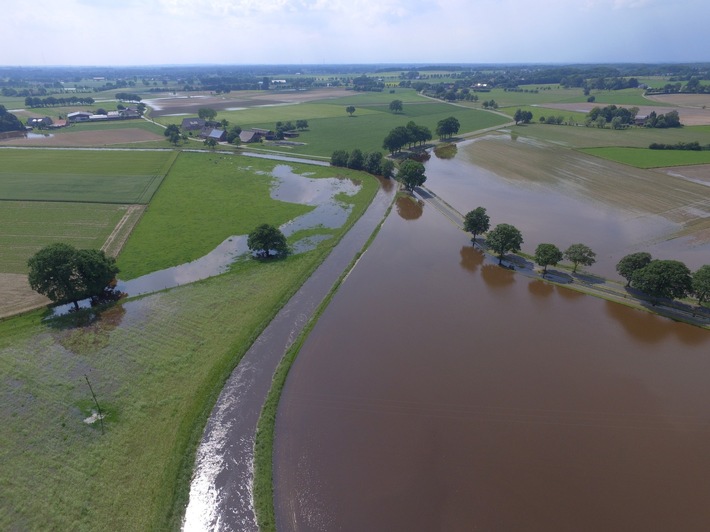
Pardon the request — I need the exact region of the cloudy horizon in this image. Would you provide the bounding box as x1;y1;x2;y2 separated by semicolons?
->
3;0;708;67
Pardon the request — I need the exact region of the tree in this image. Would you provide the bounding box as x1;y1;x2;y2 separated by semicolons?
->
363;151;384;175
436;116;460;139
347;148;365;170
168;131;182;146
564;243;596;273
330;150;349;167
381;159;396;178
203;137;217;149
692;265;710;304
463;207;490;245
227;126;242;144
247;224;290;259
616;252;652;286
534;243;563;275
0;105;24;132
346;105;356;117
296;119;309;130
198;108;217;121
382;126;411;154
486;224;523;265
514;109;523;125
631;259;692;303
397;159;426;191
27;243;119;310
164;124;180;137
389;99;403;113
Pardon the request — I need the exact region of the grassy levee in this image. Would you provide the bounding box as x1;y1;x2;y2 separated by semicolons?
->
0;160;378;531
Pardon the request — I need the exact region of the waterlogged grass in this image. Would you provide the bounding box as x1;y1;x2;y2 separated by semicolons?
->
117;153;376;279
0;202;127;274
0;254;322;530
580;147;710;168
0;164;379;530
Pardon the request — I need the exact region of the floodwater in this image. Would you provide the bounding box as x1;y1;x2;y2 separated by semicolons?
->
273;156;710;530
116;165;359;297
421;138;709;278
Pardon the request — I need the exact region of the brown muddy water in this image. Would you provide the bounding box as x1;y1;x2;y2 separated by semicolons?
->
274;175;710;530
422;138;710;278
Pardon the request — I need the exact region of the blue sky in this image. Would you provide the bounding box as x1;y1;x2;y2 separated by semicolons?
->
3;0;708;66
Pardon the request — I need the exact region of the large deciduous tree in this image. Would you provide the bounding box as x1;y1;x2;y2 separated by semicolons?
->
27;243;119;310
397;159;427;191
463;207;490;245
631;259;692;304
247;224;290;259
389;99;403;113
198;108;217;121
383;126;410;154
692;265;710;304
346;105;356;116
486;223;523;265
436;116;460;139
616;252;652;286
534;243;563;275
564;243;596;273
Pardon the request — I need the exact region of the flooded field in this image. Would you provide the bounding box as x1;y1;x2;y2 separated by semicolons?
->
425;137;710;278
274;150;710;530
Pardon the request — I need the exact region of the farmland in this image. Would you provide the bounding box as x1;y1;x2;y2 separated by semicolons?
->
2;64;710;531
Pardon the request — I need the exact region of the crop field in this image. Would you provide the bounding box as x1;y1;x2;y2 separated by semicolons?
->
0;201;128;274
117;152;378;278
581;147;710;168
0;149;176;203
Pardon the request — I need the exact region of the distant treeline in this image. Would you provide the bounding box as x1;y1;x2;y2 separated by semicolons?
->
24;96;95;108
649;141;710;151
115;92;142;102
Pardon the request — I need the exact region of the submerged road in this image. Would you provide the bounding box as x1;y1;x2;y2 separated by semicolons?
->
182;178;396;531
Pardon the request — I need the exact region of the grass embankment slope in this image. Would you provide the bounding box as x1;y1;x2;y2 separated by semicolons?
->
0;153;378;530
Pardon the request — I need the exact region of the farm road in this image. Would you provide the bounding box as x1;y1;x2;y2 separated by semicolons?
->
182;177;396;531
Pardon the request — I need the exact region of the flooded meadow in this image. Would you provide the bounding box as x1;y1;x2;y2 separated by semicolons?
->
273;142;710;530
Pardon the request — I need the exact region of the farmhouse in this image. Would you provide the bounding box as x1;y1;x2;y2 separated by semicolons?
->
26;117;53;128
67;111;92;122
239;128;274;143
201;128;227;142
181;117;206;131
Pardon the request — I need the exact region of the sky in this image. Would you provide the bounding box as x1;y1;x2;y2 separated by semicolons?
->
3;0;709;66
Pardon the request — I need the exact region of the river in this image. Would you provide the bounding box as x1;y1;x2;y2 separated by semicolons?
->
273;147;710;530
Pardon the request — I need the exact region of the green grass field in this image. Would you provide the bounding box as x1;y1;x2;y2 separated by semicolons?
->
0;202;128;273
0;154;378;530
117;152;378;278
580;146;710;168
0;149;176;203
246;104;509;157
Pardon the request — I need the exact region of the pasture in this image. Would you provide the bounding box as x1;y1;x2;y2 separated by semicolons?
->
581;147;710;168
0;152;378;530
118;153;378;278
